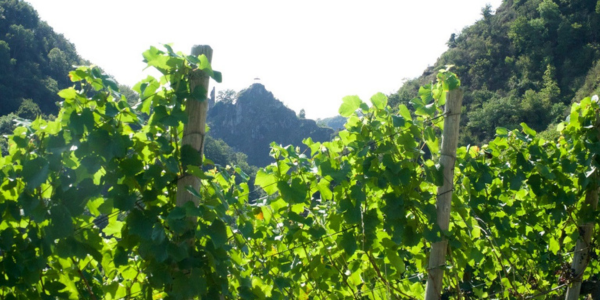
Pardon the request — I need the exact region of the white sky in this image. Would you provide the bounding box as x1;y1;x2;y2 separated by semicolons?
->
26;0;501;119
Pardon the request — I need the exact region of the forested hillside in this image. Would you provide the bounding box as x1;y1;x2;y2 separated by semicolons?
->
390;0;600;145
0;0;85;115
208;83;334;166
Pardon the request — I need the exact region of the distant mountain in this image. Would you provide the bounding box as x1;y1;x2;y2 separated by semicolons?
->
389;0;600;145
207;83;334;166
317;115;347;131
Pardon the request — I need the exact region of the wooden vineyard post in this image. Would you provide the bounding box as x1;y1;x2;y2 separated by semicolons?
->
424;89;463;300
176;45;213;208
565;168;599;299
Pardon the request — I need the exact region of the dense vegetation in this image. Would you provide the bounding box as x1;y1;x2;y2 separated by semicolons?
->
390;0;600;146
0;46;599;298
2;0;600;298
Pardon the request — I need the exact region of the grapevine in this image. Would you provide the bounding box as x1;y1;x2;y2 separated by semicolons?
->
0;46;598;299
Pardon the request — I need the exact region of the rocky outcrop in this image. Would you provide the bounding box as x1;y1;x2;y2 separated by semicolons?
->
207;83;333;166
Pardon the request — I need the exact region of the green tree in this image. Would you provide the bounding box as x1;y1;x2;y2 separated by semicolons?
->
540;63;560;102
538;0;560;27
0;112;16;155
216;89;236;104
15;98;41;120
47;47;69;77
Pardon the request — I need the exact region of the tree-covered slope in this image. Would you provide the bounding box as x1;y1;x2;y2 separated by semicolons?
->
0;0;87;115
390;0;600;144
208;83;334;166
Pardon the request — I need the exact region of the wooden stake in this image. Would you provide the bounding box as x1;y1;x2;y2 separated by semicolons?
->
424;89;463;300
565;181;599;299
176;45;212;208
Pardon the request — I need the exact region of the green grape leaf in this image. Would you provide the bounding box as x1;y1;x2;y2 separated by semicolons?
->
18;192;40;218
289;212;313;226
46;133;67;154
277;178;307;204
398;104;412;121
58;88;77;100
340;231;357;256
438;70;460;91
392;115;405;128
181;144;202;168
260;206;272;223
343;200;362;224
424;225;443;243
317;179;332;201
48;205;74;240
411;97;436;117
370;93;387;110
151;224;166;244
308;225;326;240
120;157;144;177
212;71;223;83
22;157;49;190
549;237;559;255
520;122;537;136
339;96;362;117
114;247;129;266
105;102;119;117
424;163;444;186
387;249;405;272
496;127;508;136
197;54;213;73
509;171;525;191
102;75;119;91
127;210;154;240
208;219;228;248
191;85;207;102
255;169;278;195
167;243;189;262
418;84;433;103
528;174;543;195
397;168;412;185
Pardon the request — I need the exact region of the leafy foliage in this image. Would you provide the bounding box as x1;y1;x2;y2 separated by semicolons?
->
0;45;232;299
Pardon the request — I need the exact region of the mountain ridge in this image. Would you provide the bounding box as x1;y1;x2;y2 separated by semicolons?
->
208;83;334;166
